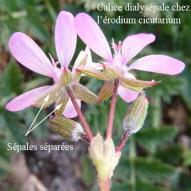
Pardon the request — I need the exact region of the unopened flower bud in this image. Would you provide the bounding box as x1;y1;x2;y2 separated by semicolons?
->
89;133;121;181
50;116;84;142
123;94;148;134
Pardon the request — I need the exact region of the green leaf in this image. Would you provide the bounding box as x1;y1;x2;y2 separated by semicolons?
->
81;156;95;187
135;126;178;151
112;181;168;191
0;62;24;97
183;149;191;166
2;111;26;145
155;145;183;165
119;157;177;183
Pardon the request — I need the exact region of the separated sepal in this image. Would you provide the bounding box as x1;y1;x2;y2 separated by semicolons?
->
119;77;159;92
103;64;121;80
34;84;66;109
98;80;114;103
70;83;98;104
76;66;109;81
59;68;73;86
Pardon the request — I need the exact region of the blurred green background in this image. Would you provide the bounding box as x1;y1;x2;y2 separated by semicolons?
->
0;0;191;191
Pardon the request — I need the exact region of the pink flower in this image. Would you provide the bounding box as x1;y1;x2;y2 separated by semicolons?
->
5;11;84;118
75;13;185;103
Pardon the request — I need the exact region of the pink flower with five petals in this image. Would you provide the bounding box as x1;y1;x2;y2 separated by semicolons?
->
5;11;85;118
75;13;185;103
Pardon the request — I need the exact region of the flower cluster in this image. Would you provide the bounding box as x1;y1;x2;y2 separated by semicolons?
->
5;10;185;191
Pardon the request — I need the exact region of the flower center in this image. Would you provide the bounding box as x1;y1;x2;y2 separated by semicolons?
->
112;40;122;55
111;40;123;69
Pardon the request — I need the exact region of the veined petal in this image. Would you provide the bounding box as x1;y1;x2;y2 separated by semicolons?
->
63;99;81;118
122;33;155;64
5;86;52;112
118;86;139;103
129;55;185;75
55;11;77;67
9;32;54;77
75;13;112;61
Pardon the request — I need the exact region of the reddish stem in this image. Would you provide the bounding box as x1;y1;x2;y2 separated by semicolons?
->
115;130;131;152
66;87;93;141
106;80;119;140
99;177;111;191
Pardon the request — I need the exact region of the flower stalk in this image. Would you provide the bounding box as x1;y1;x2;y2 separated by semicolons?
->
115;130;131;152
106;79;119;140
66;86;93;141
99;177;111;191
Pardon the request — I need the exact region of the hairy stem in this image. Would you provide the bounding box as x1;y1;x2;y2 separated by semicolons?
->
106;80;119;140
115;130;131;152
99;177;111;191
129;137;136;191
66;87;93;141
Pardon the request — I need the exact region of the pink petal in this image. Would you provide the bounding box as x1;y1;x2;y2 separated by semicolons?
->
75;13;112;61
63;99;81;118
129;55;185;75
122;33;155;64
9;32;54;78
5;86;52;112
118;86;139;103
55;11;77;67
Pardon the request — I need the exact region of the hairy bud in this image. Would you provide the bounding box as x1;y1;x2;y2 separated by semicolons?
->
123;94;148;134
50;116;84;142
89;133;121;181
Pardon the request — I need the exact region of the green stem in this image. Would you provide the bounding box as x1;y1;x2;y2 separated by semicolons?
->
129;137;136;191
152;96;161;129
151;96;161;153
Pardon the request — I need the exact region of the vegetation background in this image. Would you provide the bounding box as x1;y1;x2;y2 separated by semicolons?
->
0;0;191;190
